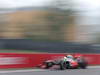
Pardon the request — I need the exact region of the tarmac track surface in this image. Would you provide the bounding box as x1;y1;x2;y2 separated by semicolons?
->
0;67;100;75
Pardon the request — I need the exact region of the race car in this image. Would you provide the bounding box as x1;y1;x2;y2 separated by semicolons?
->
37;54;88;70
74;53;88;69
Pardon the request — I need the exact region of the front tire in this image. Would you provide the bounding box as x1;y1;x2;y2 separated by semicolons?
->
45;62;53;69
59;61;67;70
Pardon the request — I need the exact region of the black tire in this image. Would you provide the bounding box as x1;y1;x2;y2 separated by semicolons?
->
78;62;87;69
59;61;66;70
45;62;53;69
65;61;71;69
77;59;88;69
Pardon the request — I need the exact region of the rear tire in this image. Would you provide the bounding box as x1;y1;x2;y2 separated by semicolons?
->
77;58;88;69
79;62;87;69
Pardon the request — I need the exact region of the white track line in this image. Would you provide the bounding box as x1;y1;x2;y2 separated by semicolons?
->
0;69;46;74
88;66;100;68
0;66;99;74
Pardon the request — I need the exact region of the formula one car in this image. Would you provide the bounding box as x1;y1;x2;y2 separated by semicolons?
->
74;54;88;69
37;54;88;70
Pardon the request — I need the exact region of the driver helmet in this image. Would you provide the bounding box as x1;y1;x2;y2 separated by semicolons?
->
66;54;73;59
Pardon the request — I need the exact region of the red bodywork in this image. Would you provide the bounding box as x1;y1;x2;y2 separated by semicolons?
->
70;61;78;68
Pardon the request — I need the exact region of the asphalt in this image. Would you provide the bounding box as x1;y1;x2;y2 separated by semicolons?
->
0;68;100;75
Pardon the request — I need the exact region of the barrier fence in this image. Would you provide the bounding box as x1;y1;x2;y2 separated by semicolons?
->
0;53;99;68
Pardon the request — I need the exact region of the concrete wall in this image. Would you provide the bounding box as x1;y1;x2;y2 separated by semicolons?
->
0;39;98;53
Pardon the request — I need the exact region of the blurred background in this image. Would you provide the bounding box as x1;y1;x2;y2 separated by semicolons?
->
0;0;100;53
